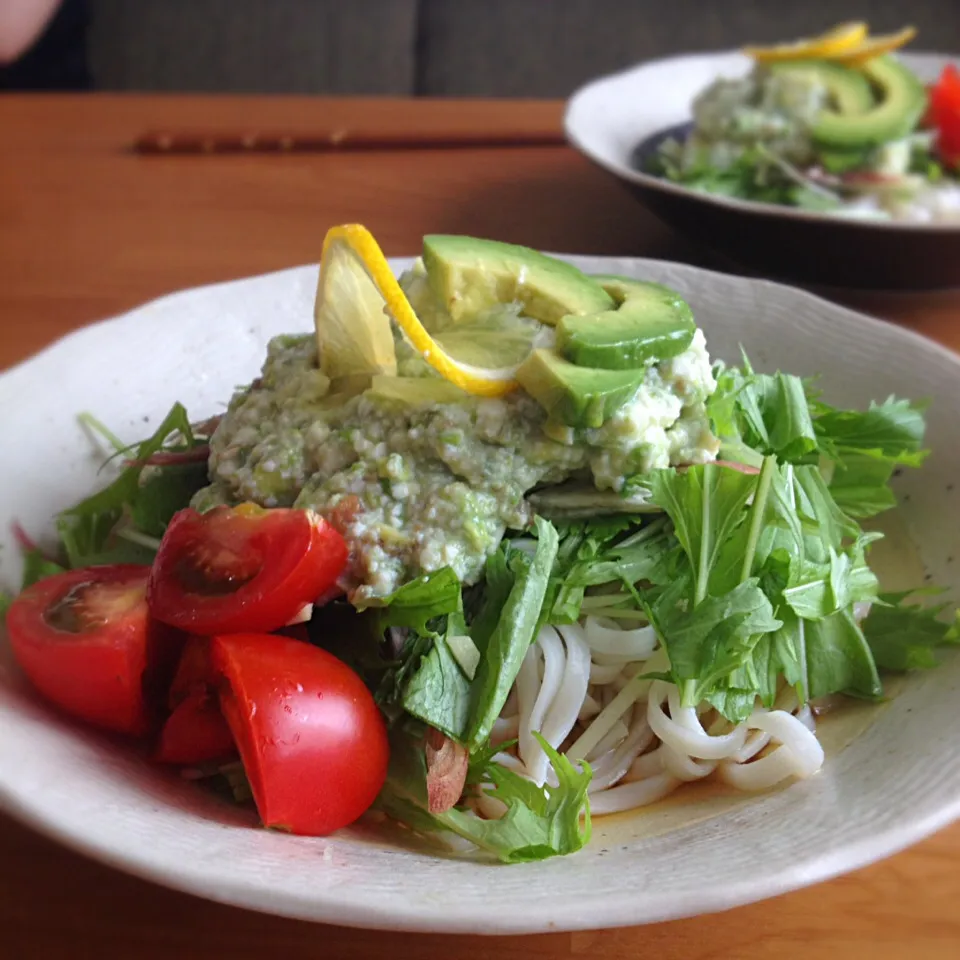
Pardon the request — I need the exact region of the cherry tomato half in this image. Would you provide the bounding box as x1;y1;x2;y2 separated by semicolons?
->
148;506;348;636
211;633;389;836
6;565;183;736
154;689;236;765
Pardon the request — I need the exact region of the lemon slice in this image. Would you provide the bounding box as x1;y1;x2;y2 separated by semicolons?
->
316;224;519;398
315;225;398;381
744;21;868;63
828;27;917;65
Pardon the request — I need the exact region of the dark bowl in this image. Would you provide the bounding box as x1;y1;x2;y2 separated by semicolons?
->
565;50;960;291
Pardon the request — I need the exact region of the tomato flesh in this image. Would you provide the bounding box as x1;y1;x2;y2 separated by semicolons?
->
167;635;216;709
155;690;236;765
930;65;960;168
210;633;389;836
6;565;182;736
148;506;348;636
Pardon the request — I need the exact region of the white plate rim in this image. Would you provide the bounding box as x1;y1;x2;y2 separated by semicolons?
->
564;49;960;233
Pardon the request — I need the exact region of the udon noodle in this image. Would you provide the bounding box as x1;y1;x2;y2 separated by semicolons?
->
475;616;824;819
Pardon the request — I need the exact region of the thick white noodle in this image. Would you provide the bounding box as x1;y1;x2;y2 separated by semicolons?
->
491;751;526;773
720;709;824;791
586;719;629;762
731;728;772;764
532;624;592;783
626;746;665;782
566;647;669;761
587;715;655;792
589;661;624;684
583;616;658;660
661;743;717;781
517;626;566;785
588;773;682;815
647;681;748;760
475;793;508;820
491;714;519;745
492;602;830;819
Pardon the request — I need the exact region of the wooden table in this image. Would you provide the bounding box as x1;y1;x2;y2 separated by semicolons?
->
2;95;959;960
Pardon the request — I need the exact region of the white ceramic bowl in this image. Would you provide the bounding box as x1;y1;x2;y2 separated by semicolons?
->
565;52;960;290
1;258;959;933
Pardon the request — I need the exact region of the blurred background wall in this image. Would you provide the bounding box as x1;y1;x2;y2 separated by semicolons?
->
8;0;960;96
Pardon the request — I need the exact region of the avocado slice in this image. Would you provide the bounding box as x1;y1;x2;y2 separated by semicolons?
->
768;60;874;115
811;56;927;150
515;348;643;428
556;275;695;370
422;235;614;326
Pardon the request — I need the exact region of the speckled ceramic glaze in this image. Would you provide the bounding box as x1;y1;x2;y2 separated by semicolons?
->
1;259;958;933
565;53;960;289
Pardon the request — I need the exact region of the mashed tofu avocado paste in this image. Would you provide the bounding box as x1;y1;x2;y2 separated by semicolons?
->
193;239;720;603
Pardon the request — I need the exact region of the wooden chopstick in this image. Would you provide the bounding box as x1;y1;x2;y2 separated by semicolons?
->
133;128;567;154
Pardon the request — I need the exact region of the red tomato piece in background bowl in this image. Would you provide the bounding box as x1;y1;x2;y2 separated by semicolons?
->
929;65;960;169
5;564;183;736
147;505;348;636
211;632;389;836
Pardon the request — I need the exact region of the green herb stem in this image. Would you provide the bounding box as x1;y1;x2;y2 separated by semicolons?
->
78;412;128;455
695;463;712;606
739;455;776;583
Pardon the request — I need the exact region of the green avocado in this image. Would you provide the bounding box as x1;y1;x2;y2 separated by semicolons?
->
811;56;927;150
557;275;695;370
768;60;874;115
366;375;471;406
421;235;614;326
515;348;644;429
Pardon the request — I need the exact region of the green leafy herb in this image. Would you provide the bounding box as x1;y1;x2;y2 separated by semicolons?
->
862;592;960;671
814;397;927;465
377;727;591;863
804;610;882;699
466;517;558;747
376;567;462;635
545;517;670;624
646;463;758;604
132;462;210;538
57;403;206;567
401;630;473;741
656;579;783;719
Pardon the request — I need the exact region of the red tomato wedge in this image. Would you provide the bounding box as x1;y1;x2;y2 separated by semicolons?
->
211;633;389;836
147;506;348;636
6;565;183;736
929;65;960;168
167;635;215;709
154;689;236;765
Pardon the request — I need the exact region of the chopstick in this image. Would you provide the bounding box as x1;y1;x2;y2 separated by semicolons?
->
133;128;567;154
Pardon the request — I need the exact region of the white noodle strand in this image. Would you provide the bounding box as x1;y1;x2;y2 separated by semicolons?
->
720;709;824;791
647;681;748;761
567;647;669;761
583;616;658;659
517;627;566;784
589;661;624;684
532;624;592;782
588;773;682;815
587;716;656;792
